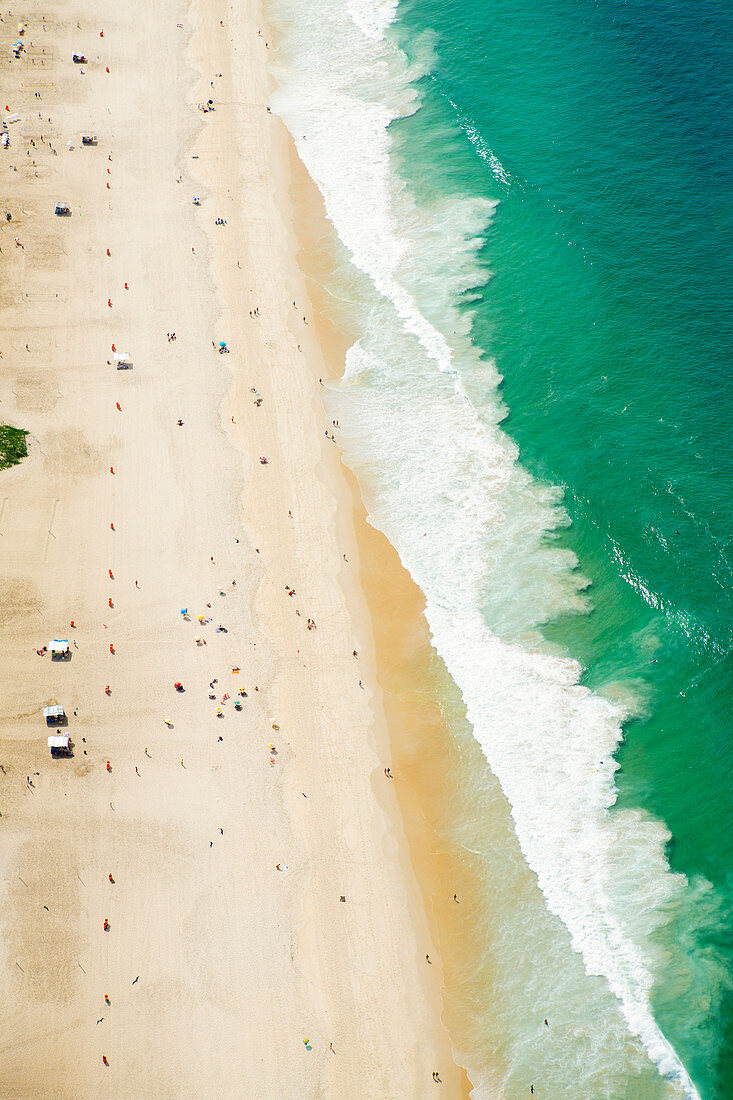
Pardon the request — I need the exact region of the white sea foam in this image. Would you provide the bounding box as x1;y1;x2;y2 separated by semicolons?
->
449;99;514;190
265;0;715;1094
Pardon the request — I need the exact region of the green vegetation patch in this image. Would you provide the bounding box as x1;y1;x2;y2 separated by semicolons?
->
0;425;29;471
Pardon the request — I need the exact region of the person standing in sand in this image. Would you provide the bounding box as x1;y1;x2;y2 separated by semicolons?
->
0;7;469;1096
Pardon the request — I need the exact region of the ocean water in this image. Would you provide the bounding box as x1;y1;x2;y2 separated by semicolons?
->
264;0;733;1095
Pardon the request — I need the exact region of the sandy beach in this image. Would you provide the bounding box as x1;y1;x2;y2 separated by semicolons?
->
0;0;470;1096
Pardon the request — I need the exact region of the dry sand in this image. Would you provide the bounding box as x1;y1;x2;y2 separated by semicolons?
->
0;0;471;1095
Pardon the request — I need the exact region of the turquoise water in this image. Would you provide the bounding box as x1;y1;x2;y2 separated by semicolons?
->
389;0;733;1092
266;0;732;1094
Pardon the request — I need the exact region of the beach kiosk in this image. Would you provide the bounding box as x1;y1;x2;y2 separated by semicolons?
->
49;639;70;661
43;704;66;726
54;201;71;217
114;352;132;370
48;734;72;758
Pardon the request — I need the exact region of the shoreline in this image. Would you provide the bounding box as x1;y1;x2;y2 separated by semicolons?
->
279;96;542;1098
0;0;472;1095
282;137;492;1090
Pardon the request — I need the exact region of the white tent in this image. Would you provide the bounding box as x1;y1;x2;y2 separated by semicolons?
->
43;704;65;725
48;734;71;757
114;352;132;369
49;639;70;659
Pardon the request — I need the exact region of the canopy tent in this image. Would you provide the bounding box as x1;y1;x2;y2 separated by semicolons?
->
49;639;70;659
43;704;65;725
48;734;72;757
54;201;71;217
113;352;132;369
